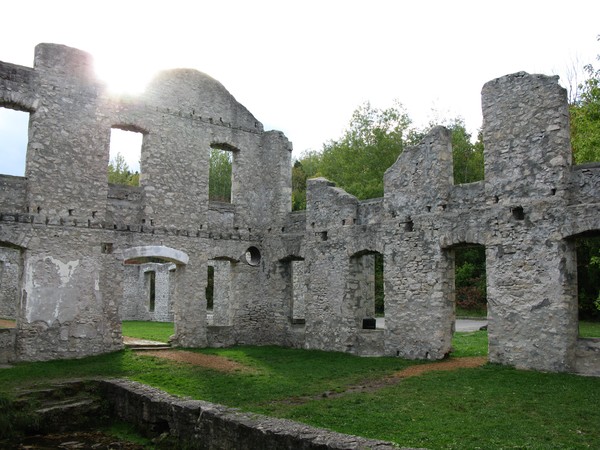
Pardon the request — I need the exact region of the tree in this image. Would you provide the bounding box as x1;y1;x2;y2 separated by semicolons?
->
209;148;233;202
449;121;484;184
291;151;322;211
317;100;414;200
107;153;139;186
570;35;600;164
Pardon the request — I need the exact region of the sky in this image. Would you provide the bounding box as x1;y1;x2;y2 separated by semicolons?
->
0;0;599;176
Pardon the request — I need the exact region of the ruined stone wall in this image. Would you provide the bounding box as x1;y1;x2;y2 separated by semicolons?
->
100;379;401;450
0;43;598;375
299;72;599;373
0;175;27;212
0;43;293;361
121;263;175;322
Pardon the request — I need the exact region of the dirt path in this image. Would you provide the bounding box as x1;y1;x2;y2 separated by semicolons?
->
0;318;15;328
137;348;486;402
135;349;254;373
316;356;488;400
392;356;488;379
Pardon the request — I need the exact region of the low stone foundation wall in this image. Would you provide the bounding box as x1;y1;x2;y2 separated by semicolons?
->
99;379;413;449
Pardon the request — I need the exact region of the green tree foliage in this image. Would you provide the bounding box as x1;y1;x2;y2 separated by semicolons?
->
292;151;322;211
570;35;600;164
454;246;487;314
568;37;600;321
317;100;414;200
209;148;233;202
107;153;139;186
577;237;600;321
449;121;484;184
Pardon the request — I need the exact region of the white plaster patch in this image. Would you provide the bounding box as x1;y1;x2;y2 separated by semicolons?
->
46;256;80;287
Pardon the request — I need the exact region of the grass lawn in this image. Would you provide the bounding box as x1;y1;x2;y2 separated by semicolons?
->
121;320;174;343
579;320;600;338
2;323;600;449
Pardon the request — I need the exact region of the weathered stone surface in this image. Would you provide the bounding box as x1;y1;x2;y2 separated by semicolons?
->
100;379;408;449
0;43;599;376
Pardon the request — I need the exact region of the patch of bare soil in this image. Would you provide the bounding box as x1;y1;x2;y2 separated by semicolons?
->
281;356;488;405
391;356;487;379
0;318;16;328
135;350;253;373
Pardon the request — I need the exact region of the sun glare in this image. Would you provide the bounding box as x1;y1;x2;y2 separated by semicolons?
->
94;56;156;95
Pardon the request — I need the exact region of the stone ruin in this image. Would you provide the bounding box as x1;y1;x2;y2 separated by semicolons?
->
0;43;599;375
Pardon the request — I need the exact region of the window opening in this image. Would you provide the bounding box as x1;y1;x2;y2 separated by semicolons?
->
245;247;261;266
206;260;232;326
209;146;233;202
108;128;143;186
575;234;600;337
348;251;385;330
0;107;29;176
206;265;214;311
146;270;156;312
291;260;306;324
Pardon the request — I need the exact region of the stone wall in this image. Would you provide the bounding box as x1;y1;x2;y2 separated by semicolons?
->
121;263;175;322
100;379;403;450
0;43;598;376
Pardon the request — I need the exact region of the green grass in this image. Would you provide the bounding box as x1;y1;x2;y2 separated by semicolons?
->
121;320;174;342
451;330;488;357
2;330;600;449
579;320;600;338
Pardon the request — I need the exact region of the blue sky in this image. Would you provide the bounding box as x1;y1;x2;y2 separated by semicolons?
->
1;0;599;176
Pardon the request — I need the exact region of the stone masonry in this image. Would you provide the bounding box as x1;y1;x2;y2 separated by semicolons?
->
0;44;599;376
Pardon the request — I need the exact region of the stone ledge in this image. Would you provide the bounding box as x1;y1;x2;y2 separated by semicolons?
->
99;378;418;449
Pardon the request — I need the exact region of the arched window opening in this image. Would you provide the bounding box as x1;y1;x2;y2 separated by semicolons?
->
209;144;235;203
108;128;143;186
121;256;177;323
0;107;29;177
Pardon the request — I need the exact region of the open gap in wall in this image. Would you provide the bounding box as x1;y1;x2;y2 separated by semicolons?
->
449;244;489;356
291;260;306;324
454;245;487;317
146;270;156;312
451;244;488;356
452;126;484;184
209;146;233;203
206;260;232;326
121;258;176;323
0;107;29;177
575;234;600;337
108;128;143;186
348;251;385;330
